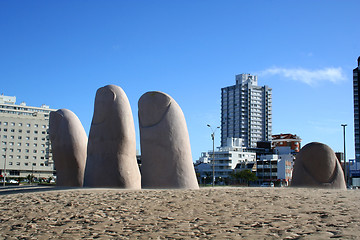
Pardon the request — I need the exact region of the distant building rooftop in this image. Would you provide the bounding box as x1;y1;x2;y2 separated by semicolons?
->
0;94;51;109
0;94;16;104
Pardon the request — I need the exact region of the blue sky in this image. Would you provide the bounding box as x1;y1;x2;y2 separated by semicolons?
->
1;1;359;161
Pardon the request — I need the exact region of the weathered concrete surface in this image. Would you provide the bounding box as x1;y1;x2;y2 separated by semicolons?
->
139;91;199;189
49;109;87;187
291;142;346;189
84;85;141;189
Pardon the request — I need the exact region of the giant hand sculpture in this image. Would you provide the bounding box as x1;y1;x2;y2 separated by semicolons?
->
49;109;87;187
138;91;199;189
84;85;141;189
291;142;346;189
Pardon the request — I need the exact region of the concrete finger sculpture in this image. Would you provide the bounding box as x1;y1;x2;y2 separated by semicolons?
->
84;85;141;189
291;142;346;189
49;109;87;187
139;91;199;189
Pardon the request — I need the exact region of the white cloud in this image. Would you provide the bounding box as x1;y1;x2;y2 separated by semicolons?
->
260;67;346;86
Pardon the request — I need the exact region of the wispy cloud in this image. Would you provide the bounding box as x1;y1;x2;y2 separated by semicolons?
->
260;67;346;86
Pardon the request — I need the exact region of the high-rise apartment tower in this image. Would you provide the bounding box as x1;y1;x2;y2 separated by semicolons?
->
221;74;272;148
354;57;360;162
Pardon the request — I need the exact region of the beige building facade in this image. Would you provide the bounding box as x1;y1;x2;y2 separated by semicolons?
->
0;95;55;179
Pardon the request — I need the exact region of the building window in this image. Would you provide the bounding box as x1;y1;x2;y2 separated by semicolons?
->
16;162;20;166
18;123;22;127
9;162;13;165
34;124;38;128
25;162;28;166
32;163;36;166
27;124;30;127
9;170;19;176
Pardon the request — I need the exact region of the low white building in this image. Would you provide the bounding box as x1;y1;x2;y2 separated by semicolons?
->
195;137;256;184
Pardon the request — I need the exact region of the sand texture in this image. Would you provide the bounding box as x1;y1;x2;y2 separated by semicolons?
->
0;187;359;239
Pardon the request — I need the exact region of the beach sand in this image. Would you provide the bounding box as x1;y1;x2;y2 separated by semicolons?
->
0;187;359;239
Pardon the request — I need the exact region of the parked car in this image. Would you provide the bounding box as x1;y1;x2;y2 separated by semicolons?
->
9;179;19;184
260;182;274;187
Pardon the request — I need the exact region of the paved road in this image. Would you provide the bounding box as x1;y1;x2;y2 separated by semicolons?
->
0;185;74;195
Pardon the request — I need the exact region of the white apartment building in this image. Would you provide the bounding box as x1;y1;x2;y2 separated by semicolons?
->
0;95;55;179
221;74;272;148
195;137;256;183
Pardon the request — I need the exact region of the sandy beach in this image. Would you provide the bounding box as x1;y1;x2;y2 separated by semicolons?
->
0;187;359;239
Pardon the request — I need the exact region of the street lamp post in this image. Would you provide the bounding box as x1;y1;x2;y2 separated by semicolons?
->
341;124;347;187
207;124;220;187
2;143;7;187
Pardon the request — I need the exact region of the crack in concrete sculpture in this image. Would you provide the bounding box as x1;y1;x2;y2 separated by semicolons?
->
291;142;346;189
49;109;87;187
139;91;199;189
83;85;141;189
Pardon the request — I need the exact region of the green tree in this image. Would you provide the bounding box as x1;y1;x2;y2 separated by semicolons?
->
230;169;257;186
